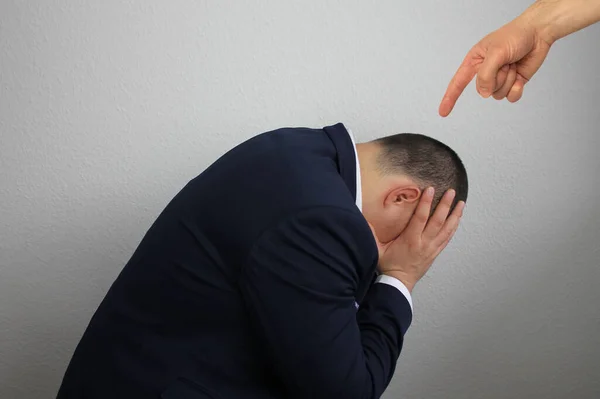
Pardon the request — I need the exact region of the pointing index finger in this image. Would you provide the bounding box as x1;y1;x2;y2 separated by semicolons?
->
439;54;478;117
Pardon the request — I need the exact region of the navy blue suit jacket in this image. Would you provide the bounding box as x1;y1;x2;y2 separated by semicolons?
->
56;123;413;399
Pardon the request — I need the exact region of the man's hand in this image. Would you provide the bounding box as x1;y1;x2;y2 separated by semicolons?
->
438;14;552;117
439;0;600;117
371;188;465;292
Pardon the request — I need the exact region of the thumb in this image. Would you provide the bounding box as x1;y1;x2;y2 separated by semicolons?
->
476;48;508;98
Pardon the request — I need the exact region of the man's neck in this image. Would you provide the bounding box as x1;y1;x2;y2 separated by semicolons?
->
355;142;381;212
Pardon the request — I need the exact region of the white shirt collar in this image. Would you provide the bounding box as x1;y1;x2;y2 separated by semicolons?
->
345;128;362;211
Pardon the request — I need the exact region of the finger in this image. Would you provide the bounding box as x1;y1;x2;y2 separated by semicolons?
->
423;189;456;240
494;64;510;94
406;187;435;236
493;63;517;100
431;219;461;260
507;75;526;103
432;201;465;249
440;205;464;248
476;48;509;98
439;54;478;117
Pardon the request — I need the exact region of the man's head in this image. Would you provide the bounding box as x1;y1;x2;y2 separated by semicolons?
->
357;133;468;243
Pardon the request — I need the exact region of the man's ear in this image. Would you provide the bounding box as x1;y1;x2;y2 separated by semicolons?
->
385;186;421;206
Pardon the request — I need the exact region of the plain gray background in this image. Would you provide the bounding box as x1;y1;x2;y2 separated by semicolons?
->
1;1;599;398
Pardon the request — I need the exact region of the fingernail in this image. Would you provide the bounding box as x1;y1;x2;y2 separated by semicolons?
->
427;187;434;195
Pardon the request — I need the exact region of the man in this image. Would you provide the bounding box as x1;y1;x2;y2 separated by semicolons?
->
440;0;600;116
56;123;467;399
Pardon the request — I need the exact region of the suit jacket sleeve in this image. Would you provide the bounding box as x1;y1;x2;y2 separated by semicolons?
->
239;206;413;399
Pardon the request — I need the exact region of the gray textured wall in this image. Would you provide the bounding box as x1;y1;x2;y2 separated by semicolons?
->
1;1;599;398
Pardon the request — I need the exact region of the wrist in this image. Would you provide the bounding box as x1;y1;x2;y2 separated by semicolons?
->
524;0;600;45
521;0;562;45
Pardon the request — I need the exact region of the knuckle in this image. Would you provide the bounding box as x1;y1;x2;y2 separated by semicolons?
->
416;213;428;223
432;217;445;227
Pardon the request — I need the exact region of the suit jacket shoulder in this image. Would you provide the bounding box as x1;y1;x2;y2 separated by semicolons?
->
170;124;364;269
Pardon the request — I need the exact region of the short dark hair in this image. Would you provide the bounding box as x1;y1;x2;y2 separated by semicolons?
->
374;133;468;211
